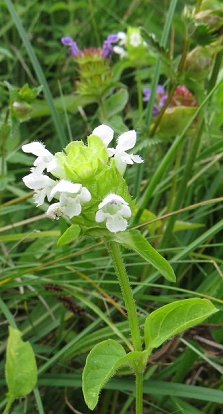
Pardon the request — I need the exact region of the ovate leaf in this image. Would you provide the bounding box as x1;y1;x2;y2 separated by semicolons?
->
102;88;128;119
114;229;176;282
144;298;218;350
82;339;150;410
5;327;38;399
57;224;81;247
82;339;126;410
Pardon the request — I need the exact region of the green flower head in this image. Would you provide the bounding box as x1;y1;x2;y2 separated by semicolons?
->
22;125;143;234
56;135;109;182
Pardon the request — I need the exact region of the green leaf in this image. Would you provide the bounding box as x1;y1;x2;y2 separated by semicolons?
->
102;88;128;119
105;115;128;134
144;298;218;350
114;229;176;282
57;224;81;247
142;29;169;59
5;326;38;399
82;339;150;410
82;339;126;410
31;94;96;118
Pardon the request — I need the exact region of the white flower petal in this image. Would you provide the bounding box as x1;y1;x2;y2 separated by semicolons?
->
113;46;127;58
22;142;52;157
108;148;116;157
80;187;91;203
130;154;144;164
114;156;127;175
120;205;132;218
95;210;106;223
33;189;47;206
99;193;127;209
63;199;82;218
23;173;53;190
106;215;128;233
33;155;54;172
117;32;127;45
46;203;63;220
92;124;114;147
118;153;134;165
116;130;136;151
47;158;65;178
50;180;81;198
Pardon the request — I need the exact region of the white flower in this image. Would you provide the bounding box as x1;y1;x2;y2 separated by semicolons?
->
129;32;142;47
95;193;131;233
92;125;143;174
22;141;55;173
112;32;127;58
49;179;91;219
46;203;63;220
92;124;114;146
47;157;66;178
109;130;143;174
117;32;127;45
22;141;65;178
113;31;145;57
22;171;56;206
113;45;127;59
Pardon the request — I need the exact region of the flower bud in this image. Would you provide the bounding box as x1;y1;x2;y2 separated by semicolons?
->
185;46;213;79
196;0;223;33
12;101;33;121
195;9;223;33
76;50;113;97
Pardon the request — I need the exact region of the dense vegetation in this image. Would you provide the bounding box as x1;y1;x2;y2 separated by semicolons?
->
1;0;223;413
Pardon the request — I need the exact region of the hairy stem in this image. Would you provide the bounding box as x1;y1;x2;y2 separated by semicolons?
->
108;241;143;414
107;241;142;351
135;373;143;414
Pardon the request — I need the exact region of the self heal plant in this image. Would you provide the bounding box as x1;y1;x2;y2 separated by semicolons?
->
61;35;119;97
21;126;218;414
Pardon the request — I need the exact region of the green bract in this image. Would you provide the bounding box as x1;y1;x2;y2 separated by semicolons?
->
58;135;109;181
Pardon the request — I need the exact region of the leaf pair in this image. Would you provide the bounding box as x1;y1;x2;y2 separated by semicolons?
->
83;298;218;410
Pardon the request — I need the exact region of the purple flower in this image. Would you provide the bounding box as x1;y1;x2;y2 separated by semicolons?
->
143;85;167;116
102;34;119;58
61;37;80;57
143;88;151;102
157;85;165;96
